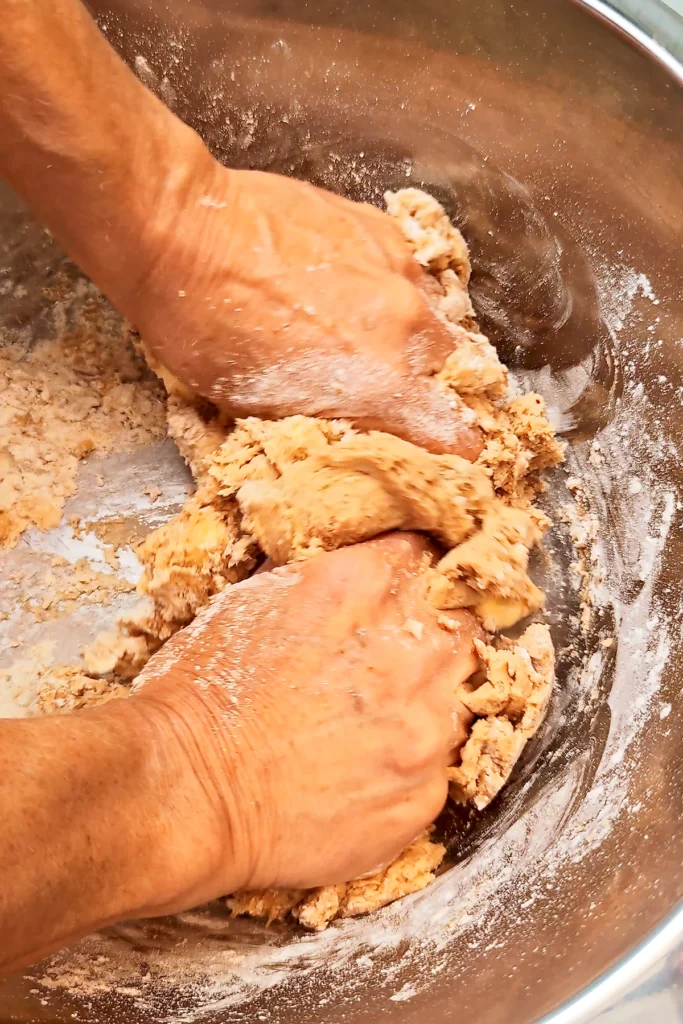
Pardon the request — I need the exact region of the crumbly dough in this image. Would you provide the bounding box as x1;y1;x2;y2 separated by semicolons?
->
33;665;128;714
133;499;256;640
25;188;563;929
35;666;129;714
449;623;555;809
0;288;166;547
384;188;472;282
228;830;446;931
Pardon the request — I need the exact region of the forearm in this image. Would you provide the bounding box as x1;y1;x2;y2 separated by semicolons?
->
0;699;224;975
0;0;210;311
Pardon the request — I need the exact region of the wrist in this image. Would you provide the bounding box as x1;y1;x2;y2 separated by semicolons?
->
81;114;219;320
125;141;238;344
0;0;223;325
1;698;235;971
111;686;248;916
127;123;219;301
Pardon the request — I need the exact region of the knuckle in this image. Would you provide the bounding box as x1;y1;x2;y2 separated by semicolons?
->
421;773;450;821
392;714;444;774
391;276;428;325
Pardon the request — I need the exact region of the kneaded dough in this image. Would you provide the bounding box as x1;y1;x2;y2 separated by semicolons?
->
45;188;563;928
228;830;446;931
232;431;494;562
449;623;555;809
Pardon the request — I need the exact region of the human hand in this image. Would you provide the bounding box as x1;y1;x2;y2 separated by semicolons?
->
134;161;482;458
0;0;479;458
129;533;481;913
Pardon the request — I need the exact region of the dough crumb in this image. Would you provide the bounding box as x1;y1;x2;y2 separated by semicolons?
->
36;665;129;715
83;632;154;680
385;188;470;280
437;328;508;400
294;885;348;931
339;830;446;919
465;393;564;504
21;557;135;623
0;300;166;548
448;623;555;809
226;888;307;926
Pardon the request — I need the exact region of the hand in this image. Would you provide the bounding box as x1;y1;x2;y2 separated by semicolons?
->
131;533;482;911
133;161;482;458
0;0;480;458
0;533;480;972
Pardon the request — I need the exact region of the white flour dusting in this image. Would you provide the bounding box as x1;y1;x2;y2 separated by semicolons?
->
14;257;678;1023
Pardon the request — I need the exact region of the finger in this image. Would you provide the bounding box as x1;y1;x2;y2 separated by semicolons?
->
357;530;437;568
426;608;484;665
314;773;449;889
336;587;476;717
425;610;482;755
352;377;483;459
258;536;430;657
418;772;451;827
429;661;478;755
409;286;468;374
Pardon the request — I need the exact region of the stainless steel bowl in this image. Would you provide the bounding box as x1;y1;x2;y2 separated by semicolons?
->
1;1;682;1021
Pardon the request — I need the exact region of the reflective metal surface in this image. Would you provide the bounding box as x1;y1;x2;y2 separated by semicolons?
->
609;0;683;59
1;1;682;1021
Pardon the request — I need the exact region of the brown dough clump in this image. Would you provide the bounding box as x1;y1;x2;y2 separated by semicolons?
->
34;189;563;929
449;624;555;809
228;830;445;932
427;505;549;632
232;432;494;563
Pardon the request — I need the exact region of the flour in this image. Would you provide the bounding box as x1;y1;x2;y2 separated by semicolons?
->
106;257;676;1021
0;274;167;546
1;228;678;1021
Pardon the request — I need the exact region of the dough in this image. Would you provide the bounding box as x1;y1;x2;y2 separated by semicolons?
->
0;300;166;547
228;830;446;931
33;188;563;929
449;624;555;809
233;431;494;563
428;505;549;631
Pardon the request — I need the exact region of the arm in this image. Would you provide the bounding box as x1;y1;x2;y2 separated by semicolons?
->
1;535;481;974
0;0;205;312
0;701;226;975
0;0;481;457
